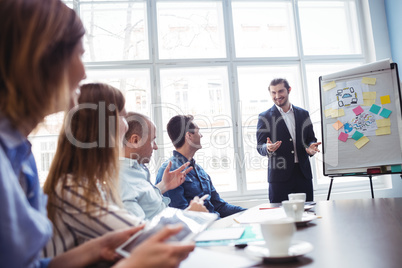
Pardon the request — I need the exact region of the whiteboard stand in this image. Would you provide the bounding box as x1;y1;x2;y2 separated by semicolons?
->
326;175;374;200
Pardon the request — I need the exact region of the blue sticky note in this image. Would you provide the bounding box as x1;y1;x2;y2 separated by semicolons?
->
370;104;381;114
352;131;364;141
380;108;392;118
391;165;402;173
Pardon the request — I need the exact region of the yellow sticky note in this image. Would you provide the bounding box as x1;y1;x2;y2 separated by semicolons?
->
363;92;376;100
380;95;391;104
332;120;343;130
323;81;336;91
332;109;345;118
376;127;391;136
354;136;370;149
324;108;334;118
376;118;391;128
362;77;376;85
363;99;376;106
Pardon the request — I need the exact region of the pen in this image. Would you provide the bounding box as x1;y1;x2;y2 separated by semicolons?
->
259;207;279;210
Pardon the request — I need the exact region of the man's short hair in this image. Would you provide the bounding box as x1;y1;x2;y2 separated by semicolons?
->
269;78;290;92
167;115;196;149
124;112;151;143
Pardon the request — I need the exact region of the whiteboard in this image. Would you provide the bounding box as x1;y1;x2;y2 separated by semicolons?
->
319;59;402;176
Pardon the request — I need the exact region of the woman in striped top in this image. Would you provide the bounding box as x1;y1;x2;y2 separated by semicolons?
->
42;83;143;257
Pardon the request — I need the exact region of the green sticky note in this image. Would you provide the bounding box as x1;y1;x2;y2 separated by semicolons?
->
391;165;402;173
352;131;364;141
380;108;392;118
370;104;381;114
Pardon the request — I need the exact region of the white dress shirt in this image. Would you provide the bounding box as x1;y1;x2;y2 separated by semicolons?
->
275;104;298;163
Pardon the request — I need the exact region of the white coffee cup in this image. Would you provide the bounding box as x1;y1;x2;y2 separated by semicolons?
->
288;193;306;202
260;218;296;257
282;200;304;221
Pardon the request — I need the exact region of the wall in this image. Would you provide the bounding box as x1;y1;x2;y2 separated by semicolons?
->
385;0;402;77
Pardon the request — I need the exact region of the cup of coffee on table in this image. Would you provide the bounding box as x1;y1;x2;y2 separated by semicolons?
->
260;218;296;257
282;200;304;222
288;193;306;202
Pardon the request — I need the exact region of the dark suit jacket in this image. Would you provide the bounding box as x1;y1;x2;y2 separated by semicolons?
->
256;105;317;183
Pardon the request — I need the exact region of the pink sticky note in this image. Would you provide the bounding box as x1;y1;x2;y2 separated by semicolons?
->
353;105;364;116
338;132;348;142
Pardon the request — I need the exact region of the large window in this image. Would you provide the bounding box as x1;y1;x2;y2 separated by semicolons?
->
32;0;373;198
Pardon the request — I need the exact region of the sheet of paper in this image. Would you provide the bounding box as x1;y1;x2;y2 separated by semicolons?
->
362;77;376;85
380;95;391;104
380;108;392;118
338;132;348;142
332;120;343;130
195;227;245;242
323;81;336;91
352;131;364;141
354;136;370;149
180;247;259;268
234;207;287;224
370;104;381;114
391;165;402;173
332;109;345;118
375;126;391;136
363;91;377;99
353;105;364;115
325;108;334;118
363;99;376;106
376;118;391;128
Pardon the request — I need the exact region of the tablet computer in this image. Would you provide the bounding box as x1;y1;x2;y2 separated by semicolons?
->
116;208;217;257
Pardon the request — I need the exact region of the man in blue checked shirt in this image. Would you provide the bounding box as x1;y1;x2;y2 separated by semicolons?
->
156;115;246;218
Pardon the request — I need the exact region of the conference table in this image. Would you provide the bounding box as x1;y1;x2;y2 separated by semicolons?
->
182;198;402;268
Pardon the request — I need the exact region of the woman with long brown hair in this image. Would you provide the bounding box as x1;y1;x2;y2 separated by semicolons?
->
0;0;194;267
43;83;142;256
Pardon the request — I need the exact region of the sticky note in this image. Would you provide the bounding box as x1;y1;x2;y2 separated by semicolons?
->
352;131;364;141
323;81;336;91
353;105;364;116
380;95;391;105
391;165;402;173
376;127;391;136
332;120;343;130
354;136;369;149
332;109;345;118
363;99;376;106
380;108;392;118
324;108;334;118
376;118;391;128
338;132;348;142
370;104;381;114
363;92;377;99
362;77;376;85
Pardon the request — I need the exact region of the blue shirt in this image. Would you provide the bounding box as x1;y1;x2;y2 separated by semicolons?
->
119;158;170;220
155;151;245;218
0;118;52;268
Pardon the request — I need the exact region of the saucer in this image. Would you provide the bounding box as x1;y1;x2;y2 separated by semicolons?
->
245;240;313;262
296;213;317;226
304;204;315;211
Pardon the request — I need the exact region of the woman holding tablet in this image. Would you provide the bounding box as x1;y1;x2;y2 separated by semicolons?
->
0;0;193;267
43;83;143;256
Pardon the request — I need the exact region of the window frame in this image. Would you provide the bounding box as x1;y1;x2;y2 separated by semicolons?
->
36;0;391;200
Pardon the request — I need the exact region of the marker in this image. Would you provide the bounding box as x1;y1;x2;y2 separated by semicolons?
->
200;194;209;201
259;207;279;210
